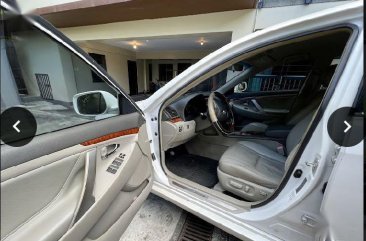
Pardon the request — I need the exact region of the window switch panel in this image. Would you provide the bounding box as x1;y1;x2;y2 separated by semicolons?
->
106;167;117;174
112;160;122;166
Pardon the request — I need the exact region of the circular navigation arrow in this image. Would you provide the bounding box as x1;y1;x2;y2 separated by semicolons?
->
327;107;364;147
1;107;37;147
13;120;21;133
343;120;351;133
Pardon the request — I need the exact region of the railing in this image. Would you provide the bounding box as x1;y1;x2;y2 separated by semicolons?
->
248;74;306;92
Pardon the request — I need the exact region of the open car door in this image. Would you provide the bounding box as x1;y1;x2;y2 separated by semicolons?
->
1;2;153;241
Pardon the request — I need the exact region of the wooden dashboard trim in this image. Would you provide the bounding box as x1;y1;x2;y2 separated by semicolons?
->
80;127;139;146
170;117;183;123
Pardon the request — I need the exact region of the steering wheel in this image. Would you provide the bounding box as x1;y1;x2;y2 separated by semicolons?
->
207;91;235;134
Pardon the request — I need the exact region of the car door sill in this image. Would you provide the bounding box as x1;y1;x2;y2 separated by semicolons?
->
152;181;281;241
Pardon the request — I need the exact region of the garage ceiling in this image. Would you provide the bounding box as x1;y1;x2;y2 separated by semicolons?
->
97;32;232;52
37;0;258;28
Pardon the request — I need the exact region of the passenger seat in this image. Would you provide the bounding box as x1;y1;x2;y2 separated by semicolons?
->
218;111;315;201
241;65;336;133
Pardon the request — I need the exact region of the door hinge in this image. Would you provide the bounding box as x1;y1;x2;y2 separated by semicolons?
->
301;214;317;228
330;145;341;164
306;155;320;174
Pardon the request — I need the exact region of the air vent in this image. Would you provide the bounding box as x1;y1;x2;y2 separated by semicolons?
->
177;213;214;241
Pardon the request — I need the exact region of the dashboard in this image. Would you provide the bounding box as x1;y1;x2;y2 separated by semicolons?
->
166;93;208;121
161;93;211;151
184;94;207;121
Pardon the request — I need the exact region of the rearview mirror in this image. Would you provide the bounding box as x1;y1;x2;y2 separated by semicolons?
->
73;91;118;118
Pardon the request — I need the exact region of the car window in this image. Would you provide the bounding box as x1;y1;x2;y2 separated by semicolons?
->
1;11;135;141
234;60;312;93
188;62;250;93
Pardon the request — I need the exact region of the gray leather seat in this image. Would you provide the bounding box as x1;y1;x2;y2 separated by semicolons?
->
218;111;315;201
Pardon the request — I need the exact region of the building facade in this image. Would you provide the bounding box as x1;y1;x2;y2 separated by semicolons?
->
5;0;356;106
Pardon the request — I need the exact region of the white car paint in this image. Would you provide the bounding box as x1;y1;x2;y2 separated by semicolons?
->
139;2;363;241
14;0;361;239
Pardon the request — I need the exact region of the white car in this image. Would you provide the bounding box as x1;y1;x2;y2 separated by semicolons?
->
0;1;363;241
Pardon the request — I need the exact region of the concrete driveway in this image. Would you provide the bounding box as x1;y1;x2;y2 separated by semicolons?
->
121;194;241;241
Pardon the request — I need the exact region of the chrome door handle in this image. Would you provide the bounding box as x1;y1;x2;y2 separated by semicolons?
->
101;144;120;159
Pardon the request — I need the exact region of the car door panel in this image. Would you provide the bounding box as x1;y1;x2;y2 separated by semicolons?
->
0;3;154;241
1;2;152;238
231;94;296;118
1;151;86;241
230;93;297;129
255;94;296;112
1;122;152;241
1;112;143;170
80;124;152;241
61;132;152;241
86;178;152;241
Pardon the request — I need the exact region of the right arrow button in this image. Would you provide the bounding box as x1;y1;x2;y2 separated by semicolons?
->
343;120;351;133
327;107;363;147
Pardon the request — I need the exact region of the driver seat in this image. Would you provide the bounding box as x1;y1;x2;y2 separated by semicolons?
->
218;111;314;201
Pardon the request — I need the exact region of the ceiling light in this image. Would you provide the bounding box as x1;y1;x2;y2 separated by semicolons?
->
200;41;204;46
128;40;141;49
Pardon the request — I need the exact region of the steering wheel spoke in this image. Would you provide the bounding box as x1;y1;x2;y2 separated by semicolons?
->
207;92;235;134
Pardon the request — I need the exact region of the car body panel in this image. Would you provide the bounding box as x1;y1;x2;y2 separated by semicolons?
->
1;1;153;241
143;2;363;240
0;1;363;241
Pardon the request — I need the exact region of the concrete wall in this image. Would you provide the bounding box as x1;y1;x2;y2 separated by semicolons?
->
78;41;136;94
135;50;212;60
17;0;77;13
76;42;215;94
10;31;119;104
13;30;77;103
59;1;352;44
16;0;353;97
71;54;115;95
261;0;351;8
255;1;354;30
136;60;146;93
20;0;355;43
60;10;257;42
1;39;21;109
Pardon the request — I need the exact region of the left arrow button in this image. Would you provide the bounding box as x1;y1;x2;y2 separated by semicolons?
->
13;120;21;133
1;107;37;147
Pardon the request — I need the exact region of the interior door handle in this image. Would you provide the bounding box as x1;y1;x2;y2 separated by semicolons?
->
101;144;120;159
251;99;264;112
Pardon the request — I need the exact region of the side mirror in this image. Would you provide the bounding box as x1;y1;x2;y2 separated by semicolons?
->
73;91;118;118
237;82;248;92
